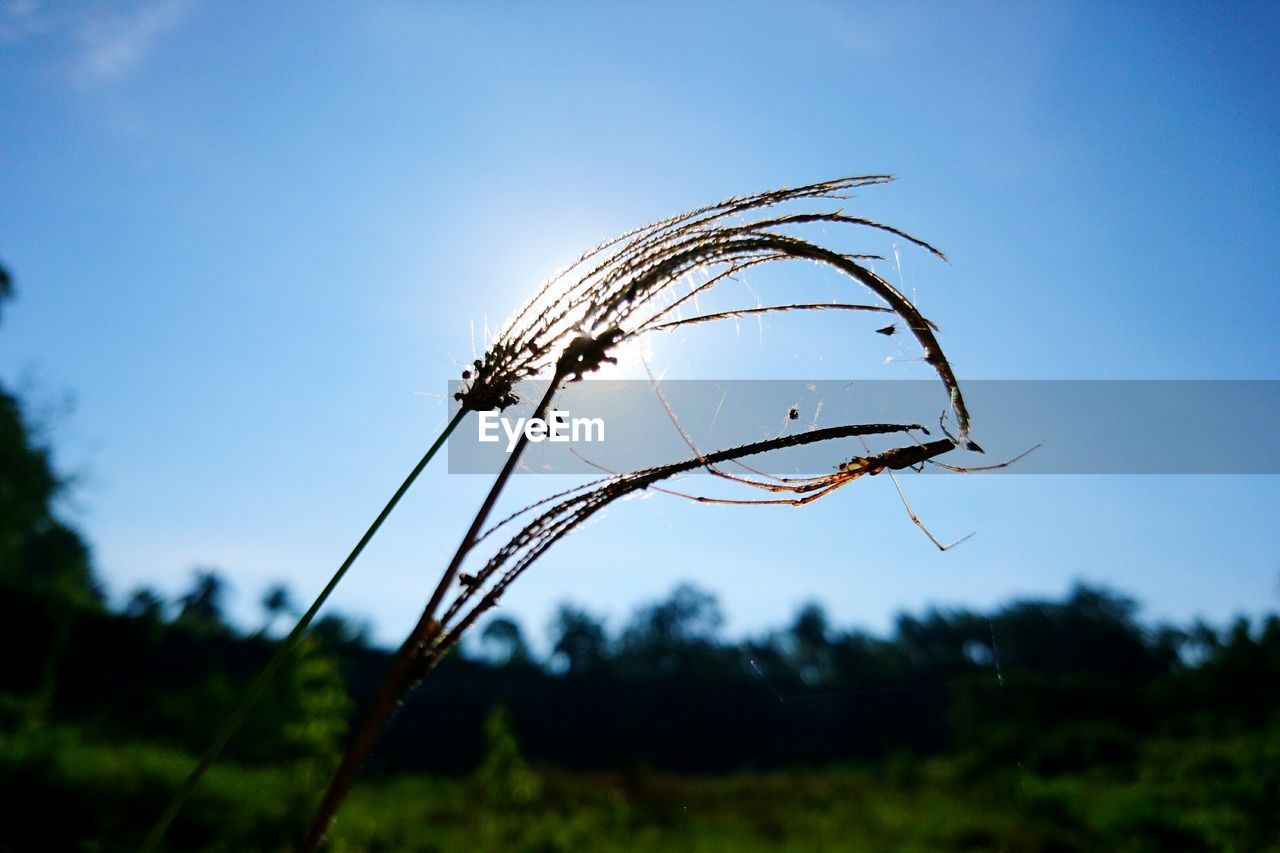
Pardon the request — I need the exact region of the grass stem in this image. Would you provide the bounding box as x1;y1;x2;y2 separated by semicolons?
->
301;376;564;851
141;408;467;853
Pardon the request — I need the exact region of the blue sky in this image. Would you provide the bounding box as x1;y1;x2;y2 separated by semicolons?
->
2;1;1278;648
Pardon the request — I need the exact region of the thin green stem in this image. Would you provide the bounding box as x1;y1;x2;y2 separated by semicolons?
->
300;374;565;852
141;408;467;853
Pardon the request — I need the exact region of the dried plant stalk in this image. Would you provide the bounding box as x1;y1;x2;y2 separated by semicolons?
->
302;177;976;849
425;429;962;671
454;176;969;439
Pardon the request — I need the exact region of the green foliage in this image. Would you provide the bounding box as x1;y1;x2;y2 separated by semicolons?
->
476;705;542;809
0;723;323;851
278;639;352;762
3;724;1275;851
67;612;352;766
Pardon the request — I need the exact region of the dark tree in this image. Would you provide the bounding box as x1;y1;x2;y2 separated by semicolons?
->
0;261;100;701
177;568;230;629
480;616;530;665
310;612;371;651
0;262;11;326
549;604;608;675
785;602;835;684
619;583;726;677
259;582;297;634
123;586;167;621
624;583;723;647
0;263;98;606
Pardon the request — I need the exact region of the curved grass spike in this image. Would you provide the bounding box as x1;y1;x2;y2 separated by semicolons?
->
498;176;894;347
141;408;466;853
455;176;969;440
430;428;960;653
303;178;974;848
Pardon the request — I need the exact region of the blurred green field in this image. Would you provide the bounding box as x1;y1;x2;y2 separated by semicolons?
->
3;721;1276;852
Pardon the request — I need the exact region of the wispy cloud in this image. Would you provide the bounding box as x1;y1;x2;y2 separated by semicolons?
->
1;0;194;87
0;0;57;40
72;0;192;86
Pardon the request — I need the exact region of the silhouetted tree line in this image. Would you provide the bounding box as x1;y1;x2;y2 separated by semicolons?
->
364;582;1278;777
2;260;1278;779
